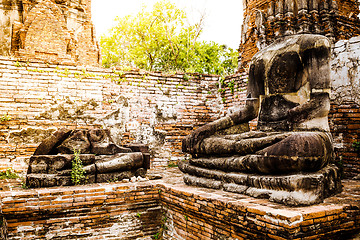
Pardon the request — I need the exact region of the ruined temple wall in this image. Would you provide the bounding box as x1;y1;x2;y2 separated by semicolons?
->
329;35;360;179
0;35;359;177
336;0;360;17
0;0;100;66
0;57;224;172
238;0;270;71
238;0;360;70
0;0;22;56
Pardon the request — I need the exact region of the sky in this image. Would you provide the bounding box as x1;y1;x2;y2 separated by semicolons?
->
91;0;243;50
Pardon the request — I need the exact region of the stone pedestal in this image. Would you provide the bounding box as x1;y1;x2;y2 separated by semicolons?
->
179;161;342;206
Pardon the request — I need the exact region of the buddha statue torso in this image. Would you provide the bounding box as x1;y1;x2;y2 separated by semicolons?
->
248;35;331;132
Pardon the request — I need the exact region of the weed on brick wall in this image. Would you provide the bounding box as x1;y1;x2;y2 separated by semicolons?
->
154;213;168;240
0;114;11;122
0;168;19;180
71;149;86;185
352;141;360;153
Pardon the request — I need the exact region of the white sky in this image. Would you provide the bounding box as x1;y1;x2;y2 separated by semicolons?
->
91;0;243;50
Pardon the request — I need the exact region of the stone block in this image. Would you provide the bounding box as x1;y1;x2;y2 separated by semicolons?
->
95;152;144;173
57;130;91;154
88;129;132;155
97;171;135;183
180;161;342;206
28;154;95;174
33;128;72;155
26;174;72;188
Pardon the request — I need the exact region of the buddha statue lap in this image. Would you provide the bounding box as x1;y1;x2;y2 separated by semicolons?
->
179;34;342;206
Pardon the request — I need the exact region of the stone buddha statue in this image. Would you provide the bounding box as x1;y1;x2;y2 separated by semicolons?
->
26;129;150;188
179;34;341;206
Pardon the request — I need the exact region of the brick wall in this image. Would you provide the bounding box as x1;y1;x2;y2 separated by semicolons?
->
330;102;360;179
238;0;271;71
0;56;224;172
1;182;162;239
160;181;360;240
1;176;359;239
218;72;248;110
330;36;360;179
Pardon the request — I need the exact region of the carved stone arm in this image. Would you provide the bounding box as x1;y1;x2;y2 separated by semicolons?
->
182;98;259;154
287;92;330;125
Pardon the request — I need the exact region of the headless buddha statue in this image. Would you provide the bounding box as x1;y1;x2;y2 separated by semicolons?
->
179;34;341;206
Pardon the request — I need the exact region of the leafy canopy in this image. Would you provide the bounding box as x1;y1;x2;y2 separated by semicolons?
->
100;0;237;75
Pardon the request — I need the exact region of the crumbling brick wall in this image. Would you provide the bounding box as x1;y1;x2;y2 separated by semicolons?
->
329;36;360;179
0;57;224;172
0;0;100;66
1;182;163;239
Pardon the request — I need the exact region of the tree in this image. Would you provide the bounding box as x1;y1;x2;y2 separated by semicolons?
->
100;0;237;75
188;41;239;75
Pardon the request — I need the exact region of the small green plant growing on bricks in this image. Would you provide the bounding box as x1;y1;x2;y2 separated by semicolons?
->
0;113;11;122
167;162;178;168
153;213;168;240
227;79;235;94
0;168;19;180
183;74;190;81
153;232;161;239
353;141;360;153
71;149;86;185
14;61;22;67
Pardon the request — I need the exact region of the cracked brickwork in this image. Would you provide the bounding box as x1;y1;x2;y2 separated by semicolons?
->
0;0;100;66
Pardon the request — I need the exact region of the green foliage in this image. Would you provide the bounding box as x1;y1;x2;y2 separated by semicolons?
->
353;141;360;153
71;149;86;185
187;41;238;75
227;80;235;94
21;180;28;189
100;0;237;75
167;163;178;168
0;168;19;180
154;232;161;239
153;213;168;239
182;74;190;81
14;61;23;67
0;113;11;122
136;212;142;218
